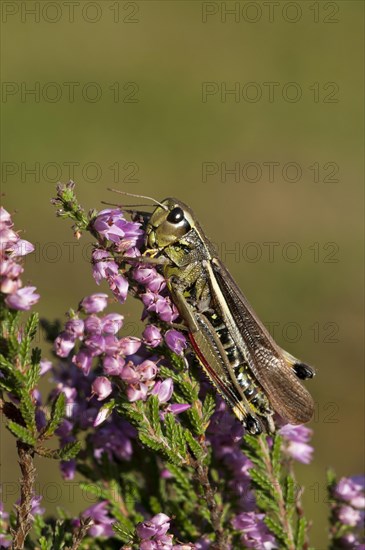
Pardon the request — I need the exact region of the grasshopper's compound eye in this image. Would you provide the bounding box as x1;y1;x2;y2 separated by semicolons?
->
167;206;185;224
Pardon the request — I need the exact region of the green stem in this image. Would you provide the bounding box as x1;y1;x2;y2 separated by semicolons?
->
258;436;296;550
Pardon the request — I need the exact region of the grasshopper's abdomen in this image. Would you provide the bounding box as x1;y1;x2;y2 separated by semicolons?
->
204;311;274;420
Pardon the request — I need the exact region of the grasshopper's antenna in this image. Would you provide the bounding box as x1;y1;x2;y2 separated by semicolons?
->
101;201;152;208
107;188;168;210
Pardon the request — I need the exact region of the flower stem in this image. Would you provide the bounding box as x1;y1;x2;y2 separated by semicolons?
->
258;436;296;550
11;442;36;550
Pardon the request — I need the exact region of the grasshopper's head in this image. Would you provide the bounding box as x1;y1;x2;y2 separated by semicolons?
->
146;198;195;249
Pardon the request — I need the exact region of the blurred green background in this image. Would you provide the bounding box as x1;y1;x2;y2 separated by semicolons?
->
1;1;364;548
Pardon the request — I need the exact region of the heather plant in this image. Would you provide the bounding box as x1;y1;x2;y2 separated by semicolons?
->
0;182;364;549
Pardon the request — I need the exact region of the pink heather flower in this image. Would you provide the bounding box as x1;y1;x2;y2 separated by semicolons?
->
127;382;148;402
101;313;124;334
39;359;53;375
152;378;173;403
5;286;40;311
103;335;120;355
92;249;119;284
108;273;128;303
103;355;125;376
80;293;108;313
0;206;12;224
165;329;187;355
141;291;179;323
136;513;171;540
84;314;102;334
120;363;140;384
54;332;76;358
133;266;166;293
93;209;142;245
165;403;191;415
91;376;113;401
93;405;113;427
136;360;158;382
279;424;313;464
337;505;362;526
0;227;18;246
80;501;114;538
339;533;364;548
8;239;34;257
142;324;163;348
232;512;277;549
133;266;158;286
119;337;141;356
334;476;365;509
65;318;85;338
83;334;106;355
72;349;93;375
60;459;76;481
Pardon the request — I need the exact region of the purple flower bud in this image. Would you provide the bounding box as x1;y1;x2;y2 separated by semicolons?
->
142;325;163;348
5;286;40;311
232;512;277;549
92;249;119;284
93;404;113;427
334;476;365;508
72;349;93;375
279;423;314;464
56;419;73;438
152;378;173;403
165;329;187;356
60;459;76;481
136;360;158;382
80;293;108;313
84;314;103;334
337;505;361;526
54;332;76;358
91;376;113;401
30;495;45;516
65;318;84;338
103;355;125;376
119;337;141;356
101;313;124;334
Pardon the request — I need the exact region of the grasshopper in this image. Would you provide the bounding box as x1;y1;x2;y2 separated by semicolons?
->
113;191;315;435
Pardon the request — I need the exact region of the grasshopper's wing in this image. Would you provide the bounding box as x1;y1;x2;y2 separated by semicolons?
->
210;258;315;425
